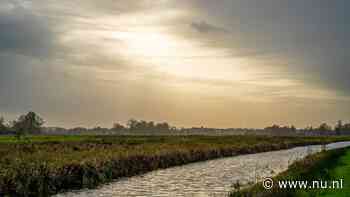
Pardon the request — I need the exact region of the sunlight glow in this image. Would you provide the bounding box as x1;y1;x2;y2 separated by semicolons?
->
105;29;252;82
110;31;174;57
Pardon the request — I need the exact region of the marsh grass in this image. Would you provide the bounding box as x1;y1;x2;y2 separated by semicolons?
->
0;135;349;196
230;147;348;197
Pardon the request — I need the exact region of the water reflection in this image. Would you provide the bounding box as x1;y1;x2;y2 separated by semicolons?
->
56;142;350;197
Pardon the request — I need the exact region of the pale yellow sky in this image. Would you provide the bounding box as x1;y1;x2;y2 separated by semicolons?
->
1;0;350;128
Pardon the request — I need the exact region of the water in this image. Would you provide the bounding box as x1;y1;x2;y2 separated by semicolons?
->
56;141;350;197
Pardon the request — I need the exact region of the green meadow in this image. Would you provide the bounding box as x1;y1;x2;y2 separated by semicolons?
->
311;149;350;197
231;147;350;197
1;135;350;196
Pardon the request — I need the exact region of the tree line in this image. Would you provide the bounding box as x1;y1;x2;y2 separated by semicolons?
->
1;112;349;136
300;121;350;133
264;121;350;136
0;112;44;138
125;119;175;131
0;112;176;136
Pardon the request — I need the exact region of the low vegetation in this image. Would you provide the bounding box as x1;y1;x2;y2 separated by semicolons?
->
0;135;350;196
2;112;350;136
230;147;350;197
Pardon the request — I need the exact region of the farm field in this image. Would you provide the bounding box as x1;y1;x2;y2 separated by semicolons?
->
1;135;350;196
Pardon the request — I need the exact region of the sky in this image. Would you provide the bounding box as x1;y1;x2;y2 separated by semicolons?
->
0;0;350;128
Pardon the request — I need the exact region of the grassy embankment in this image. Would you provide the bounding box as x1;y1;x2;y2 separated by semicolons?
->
0;135;350;196
230;147;350;197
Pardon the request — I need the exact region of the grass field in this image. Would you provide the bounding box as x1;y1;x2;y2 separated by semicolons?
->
230;146;350;197
312;149;350;197
1;135;350;197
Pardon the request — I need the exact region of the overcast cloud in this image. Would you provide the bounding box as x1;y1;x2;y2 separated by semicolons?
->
1;0;349;128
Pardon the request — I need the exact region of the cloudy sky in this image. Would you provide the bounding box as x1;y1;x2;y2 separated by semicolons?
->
1;0;349;128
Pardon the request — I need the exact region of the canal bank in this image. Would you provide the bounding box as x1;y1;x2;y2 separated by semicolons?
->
231;146;350;197
56;142;350;197
3;135;348;196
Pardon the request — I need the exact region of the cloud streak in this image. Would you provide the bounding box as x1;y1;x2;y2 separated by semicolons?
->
0;0;349;128
191;21;228;34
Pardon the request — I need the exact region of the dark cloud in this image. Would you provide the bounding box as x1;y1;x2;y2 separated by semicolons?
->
0;54;34;114
178;0;350;96
1;0;350;127
0;1;60;117
0;5;54;57
191;21;228;34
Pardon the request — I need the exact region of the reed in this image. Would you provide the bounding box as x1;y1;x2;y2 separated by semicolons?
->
0;135;349;196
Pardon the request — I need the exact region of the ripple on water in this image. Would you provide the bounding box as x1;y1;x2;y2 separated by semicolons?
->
56;142;350;197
